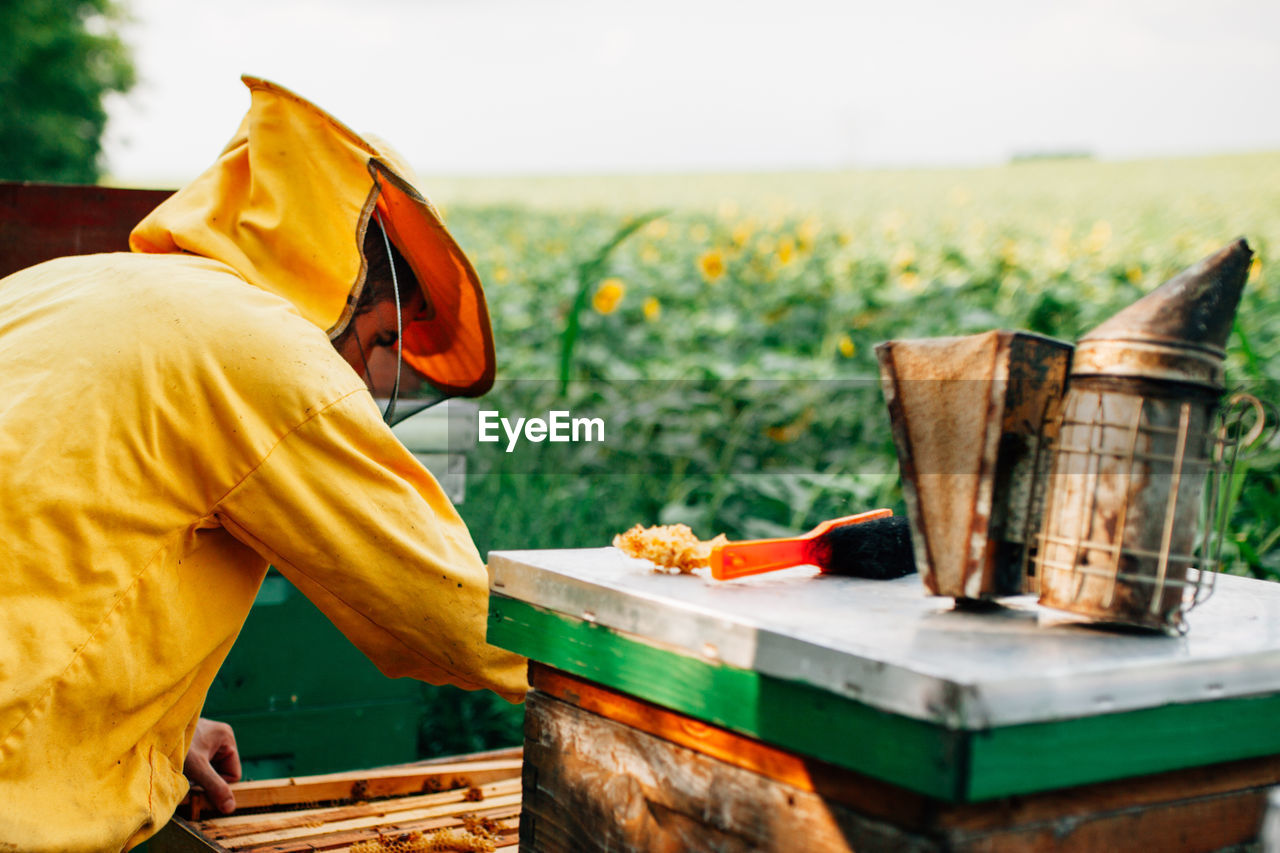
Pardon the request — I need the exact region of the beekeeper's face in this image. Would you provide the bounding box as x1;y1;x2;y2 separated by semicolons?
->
333;283;429;397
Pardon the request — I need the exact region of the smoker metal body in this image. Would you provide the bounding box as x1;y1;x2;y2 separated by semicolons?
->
1033;239;1255;632
1034;386;1219;630
876;330;1072;600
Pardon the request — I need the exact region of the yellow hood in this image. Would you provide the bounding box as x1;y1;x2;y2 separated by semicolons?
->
130;75;495;396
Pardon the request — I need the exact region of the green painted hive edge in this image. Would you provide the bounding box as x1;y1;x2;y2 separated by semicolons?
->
489;594;1280;803
489;594;963;799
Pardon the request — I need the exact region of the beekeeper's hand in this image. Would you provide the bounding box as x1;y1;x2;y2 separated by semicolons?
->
184;718;242;814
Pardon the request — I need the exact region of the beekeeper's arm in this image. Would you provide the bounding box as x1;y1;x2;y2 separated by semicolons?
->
213;388;529;702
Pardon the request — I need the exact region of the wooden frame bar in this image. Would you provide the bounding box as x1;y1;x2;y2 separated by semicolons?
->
149;748;523;852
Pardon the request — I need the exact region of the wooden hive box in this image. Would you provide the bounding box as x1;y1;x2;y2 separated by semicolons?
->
487;548;1280;851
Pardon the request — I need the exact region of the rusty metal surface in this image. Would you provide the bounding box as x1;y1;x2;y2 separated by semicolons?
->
1076;239;1251;389
1036;390;1217;631
1036;241;1254;629
1072;338;1225;389
876;330;1072;599
488;547;1280;729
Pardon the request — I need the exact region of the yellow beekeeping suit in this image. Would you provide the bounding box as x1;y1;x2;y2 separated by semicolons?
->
0;77;526;851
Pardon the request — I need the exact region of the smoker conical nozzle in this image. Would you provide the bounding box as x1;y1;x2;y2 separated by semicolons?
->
1072;238;1252;390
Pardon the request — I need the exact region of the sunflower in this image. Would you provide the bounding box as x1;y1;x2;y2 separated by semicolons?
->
699;249;726;282
592;278;625;314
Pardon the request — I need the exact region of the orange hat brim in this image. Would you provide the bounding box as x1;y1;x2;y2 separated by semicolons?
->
370;161;495;397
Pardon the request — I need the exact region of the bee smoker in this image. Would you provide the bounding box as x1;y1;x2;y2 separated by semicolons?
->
876;330;1073;600
1033;239;1254;632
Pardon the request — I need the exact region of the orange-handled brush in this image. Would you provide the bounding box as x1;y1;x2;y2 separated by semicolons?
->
710;509;916;581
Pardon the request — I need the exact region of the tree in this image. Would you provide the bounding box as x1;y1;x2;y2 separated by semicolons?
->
0;0;136;184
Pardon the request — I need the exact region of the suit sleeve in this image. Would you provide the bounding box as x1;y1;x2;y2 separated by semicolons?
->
214;389;528;702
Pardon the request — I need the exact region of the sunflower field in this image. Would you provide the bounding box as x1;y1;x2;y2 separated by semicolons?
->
435;152;1279;575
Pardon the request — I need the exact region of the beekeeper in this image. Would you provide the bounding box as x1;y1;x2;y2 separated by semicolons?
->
0;76;527;851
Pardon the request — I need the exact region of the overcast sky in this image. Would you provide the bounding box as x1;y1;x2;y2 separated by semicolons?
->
102;0;1280;181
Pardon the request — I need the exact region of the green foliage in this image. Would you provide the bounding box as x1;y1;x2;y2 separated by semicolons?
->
0;0;136;183
1215;386;1280;581
417;684;524;758
439;152;1280;581
557;210;665;394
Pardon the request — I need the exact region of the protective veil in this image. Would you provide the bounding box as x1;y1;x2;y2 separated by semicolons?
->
0;77;525;851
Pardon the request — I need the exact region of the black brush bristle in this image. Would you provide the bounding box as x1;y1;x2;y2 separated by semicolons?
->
813;515;917;579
